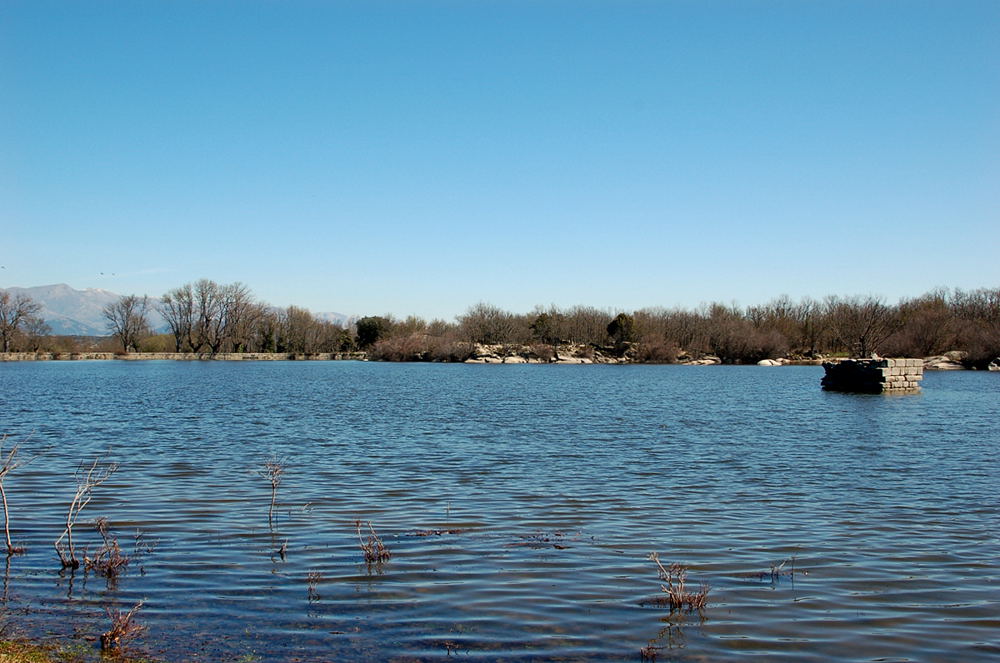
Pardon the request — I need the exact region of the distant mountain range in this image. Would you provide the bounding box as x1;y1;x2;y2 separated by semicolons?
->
2;284;129;335
0;284;350;336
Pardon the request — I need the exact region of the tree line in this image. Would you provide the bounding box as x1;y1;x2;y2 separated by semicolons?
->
1;284;998;367
364;290;999;367
104;279;353;354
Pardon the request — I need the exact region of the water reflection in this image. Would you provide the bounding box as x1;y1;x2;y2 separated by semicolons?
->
641;612;706;661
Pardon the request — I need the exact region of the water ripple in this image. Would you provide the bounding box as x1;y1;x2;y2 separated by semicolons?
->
0;362;997;661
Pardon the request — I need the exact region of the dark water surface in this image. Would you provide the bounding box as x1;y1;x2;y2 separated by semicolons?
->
0;361;997;662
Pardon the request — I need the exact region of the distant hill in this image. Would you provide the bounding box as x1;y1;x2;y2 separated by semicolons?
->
0;284;165;336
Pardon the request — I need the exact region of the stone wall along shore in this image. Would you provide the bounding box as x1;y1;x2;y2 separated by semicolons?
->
0;352;367;362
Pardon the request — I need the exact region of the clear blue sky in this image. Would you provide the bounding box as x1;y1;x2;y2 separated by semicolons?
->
2;0;997;320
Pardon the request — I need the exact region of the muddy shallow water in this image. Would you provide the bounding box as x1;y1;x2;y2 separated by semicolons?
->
1;361;998;661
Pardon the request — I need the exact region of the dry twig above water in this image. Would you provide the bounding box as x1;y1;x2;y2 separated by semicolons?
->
356;519;391;565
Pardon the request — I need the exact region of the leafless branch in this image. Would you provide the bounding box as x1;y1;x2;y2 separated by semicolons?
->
54;455;119;569
257;456;285;527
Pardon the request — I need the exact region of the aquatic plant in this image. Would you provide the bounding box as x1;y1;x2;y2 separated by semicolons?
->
84;518;155;587
100;600;146;653
54;456;119;569
734;551;803;582
85;517;129;581
768;553;798;581
356;520;390;565
647;552;710;612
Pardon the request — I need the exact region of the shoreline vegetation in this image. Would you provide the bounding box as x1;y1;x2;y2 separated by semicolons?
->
2;282;999;370
0;639;143;663
0;349;989;371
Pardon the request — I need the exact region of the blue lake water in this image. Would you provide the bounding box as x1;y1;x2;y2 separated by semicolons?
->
0;361;998;661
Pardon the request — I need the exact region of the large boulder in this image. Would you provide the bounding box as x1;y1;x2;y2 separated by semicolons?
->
923;356;965;370
683;355;721;366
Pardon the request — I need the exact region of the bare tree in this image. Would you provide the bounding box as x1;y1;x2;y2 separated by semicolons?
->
19;316;51;352
458;302;518;345
103;295;150;352
223;283;261;352
192;279;225;354
255;308;281;352
561;305;613;346
0;434;37;555
159;284;195;352
747;295;800;341
162;279;255;353
257;456;285;527
792;297;826;357
887;289;955;357
635;306;707;356
282;306;323;353
0;291;42;352
825;295;900;358
951;287;1000;366
55;457;119;569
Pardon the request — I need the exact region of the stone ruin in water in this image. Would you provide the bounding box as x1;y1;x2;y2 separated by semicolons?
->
821;358;924;394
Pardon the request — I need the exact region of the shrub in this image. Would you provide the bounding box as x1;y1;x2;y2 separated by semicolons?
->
426;339;476;362
100;601;146;652
369;334;426;361
529;344;555;362
634;340;679;363
647;552;709;612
